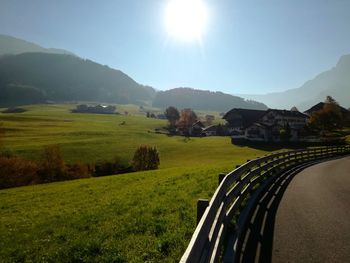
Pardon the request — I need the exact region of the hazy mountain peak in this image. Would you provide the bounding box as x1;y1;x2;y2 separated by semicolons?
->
336;54;350;68
239;54;350;110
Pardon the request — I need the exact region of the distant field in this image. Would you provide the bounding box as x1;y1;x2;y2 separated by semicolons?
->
0;104;269;262
0;104;227;167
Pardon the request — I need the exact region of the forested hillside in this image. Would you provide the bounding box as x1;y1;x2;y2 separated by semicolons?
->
153;87;267;111
0;53;156;106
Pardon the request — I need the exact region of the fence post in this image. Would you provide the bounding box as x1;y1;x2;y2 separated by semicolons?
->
197;199;209;225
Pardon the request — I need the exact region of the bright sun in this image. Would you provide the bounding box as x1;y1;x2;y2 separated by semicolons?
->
164;0;208;42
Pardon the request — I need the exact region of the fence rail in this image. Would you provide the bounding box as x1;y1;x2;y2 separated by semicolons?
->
180;145;350;263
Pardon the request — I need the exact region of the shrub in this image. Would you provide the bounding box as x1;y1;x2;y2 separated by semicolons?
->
67;161;92;179
132;145;160;171
94;157;132;177
39;145;67;183
0;155;39;189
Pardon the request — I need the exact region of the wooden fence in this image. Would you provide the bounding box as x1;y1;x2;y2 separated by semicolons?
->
180;145;350;263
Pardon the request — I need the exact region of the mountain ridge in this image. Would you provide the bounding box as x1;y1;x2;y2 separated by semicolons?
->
238;54;350;110
0;34;75;56
0;34;267;111
153;87;268;111
0;52;156;106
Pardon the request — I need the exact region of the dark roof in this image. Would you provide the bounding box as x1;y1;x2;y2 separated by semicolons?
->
304;102;349;115
267;109;309;118
192;120;205;128
223;108;266;127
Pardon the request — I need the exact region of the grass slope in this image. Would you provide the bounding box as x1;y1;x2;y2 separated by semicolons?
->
0;104;268;262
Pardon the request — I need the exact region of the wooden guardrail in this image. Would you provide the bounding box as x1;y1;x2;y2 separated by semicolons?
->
180;145;350;263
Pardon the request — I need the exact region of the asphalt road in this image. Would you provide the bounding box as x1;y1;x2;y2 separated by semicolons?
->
272;156;350;263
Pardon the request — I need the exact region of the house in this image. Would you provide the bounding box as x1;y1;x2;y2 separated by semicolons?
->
190;121;205;136
223;108;266;133
72;104;116;114
245;122;300;142
177;120;205;136
304;102;349;116
202;125;218;136
261;109;309;129
225;107;309;142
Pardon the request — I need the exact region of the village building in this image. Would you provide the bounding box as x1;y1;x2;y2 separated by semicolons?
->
202;125;218;136
222;108;266;133
224;108;309;142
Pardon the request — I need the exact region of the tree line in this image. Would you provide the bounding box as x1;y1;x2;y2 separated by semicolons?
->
0;138;160;189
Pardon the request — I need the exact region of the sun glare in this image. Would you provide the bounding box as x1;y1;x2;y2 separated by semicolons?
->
164;0;208;42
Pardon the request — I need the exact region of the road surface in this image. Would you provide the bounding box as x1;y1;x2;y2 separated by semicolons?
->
272;156;350;262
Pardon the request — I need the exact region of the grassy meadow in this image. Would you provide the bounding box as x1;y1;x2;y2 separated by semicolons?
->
0;104;269;262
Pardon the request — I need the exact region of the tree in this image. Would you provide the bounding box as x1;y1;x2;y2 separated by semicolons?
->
309;96;343;131
132;145;160;171
164;106;180;128
177;109;198;136
40;145;67;182
205;115;215;126
325;95;338;105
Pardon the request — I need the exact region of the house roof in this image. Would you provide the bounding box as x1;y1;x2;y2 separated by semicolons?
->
192;120;205;128
266;109;309;118
223;108;266;127
304;102;349;115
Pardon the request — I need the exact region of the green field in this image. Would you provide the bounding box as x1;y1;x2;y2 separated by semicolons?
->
0;104;269;262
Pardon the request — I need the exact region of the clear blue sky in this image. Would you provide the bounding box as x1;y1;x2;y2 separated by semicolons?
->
1;0;350;94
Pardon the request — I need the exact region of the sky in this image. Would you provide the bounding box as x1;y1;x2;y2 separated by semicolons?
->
0;0;350;95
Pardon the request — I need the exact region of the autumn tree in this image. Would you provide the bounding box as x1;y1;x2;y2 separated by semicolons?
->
177;109;198;135
40;145;67;182
205;115;215;126
164;106;180;128
309;96;343;131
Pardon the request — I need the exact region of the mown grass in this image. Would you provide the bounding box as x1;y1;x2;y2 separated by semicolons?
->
0;104;269;262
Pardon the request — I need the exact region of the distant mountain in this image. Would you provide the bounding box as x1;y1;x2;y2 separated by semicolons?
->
152;88;268;112
0;34;75;56
239;55;350;110
0;53;156;106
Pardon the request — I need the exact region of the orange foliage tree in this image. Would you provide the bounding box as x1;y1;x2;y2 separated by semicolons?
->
309;96;344;132
177;109;198;135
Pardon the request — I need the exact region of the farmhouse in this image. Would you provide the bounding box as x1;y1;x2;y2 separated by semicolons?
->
223;108;266;132
224;108;309;142
72;104;116;114
202;125;218;136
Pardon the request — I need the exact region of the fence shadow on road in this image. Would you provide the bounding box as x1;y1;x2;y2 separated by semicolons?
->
236;161;320;263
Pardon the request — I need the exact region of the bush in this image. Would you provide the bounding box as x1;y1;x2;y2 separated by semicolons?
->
132;145;160;171
67;161;92;179
39;145;68;183
94;157;132;177
0;155;39;189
